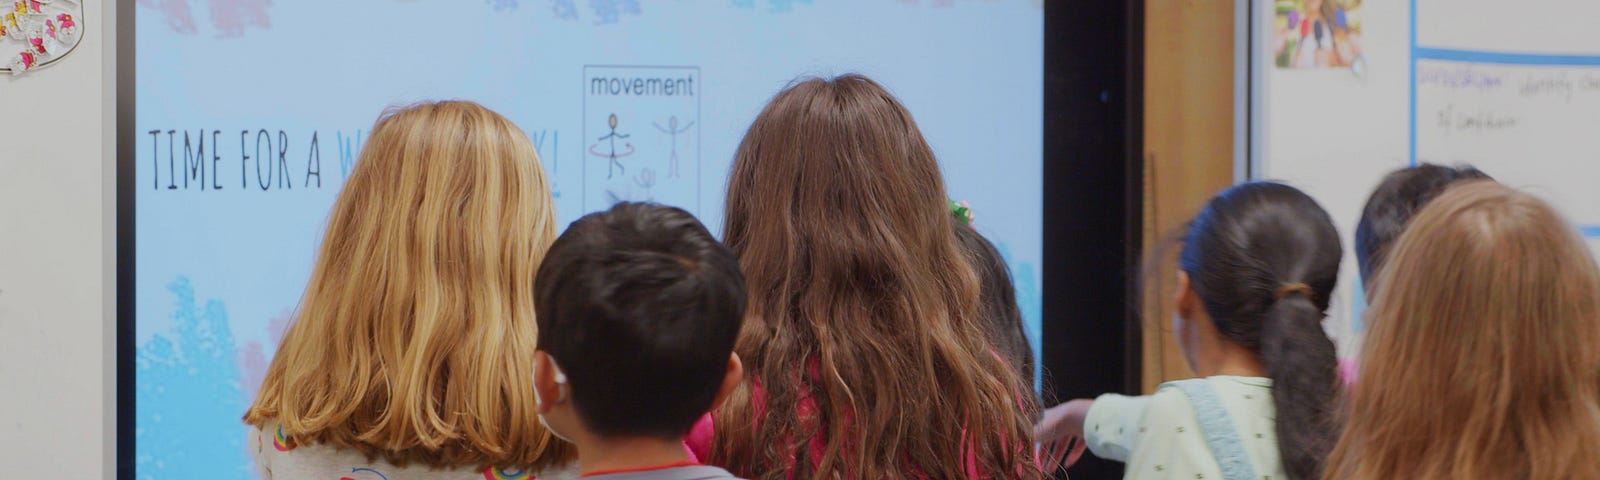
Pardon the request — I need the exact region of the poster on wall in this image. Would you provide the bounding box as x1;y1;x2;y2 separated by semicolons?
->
0;0;83;74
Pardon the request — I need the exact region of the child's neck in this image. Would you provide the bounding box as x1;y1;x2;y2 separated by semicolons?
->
1199;341;1268;378
577;434;693;476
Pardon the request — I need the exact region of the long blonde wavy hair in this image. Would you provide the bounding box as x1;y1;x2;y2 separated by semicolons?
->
1325;181;1600;479
244;100;573;469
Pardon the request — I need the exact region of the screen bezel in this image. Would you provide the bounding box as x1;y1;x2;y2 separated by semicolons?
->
113;3;1145;478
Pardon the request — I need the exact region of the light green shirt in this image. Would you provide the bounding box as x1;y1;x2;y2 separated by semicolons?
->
1083;376;1288;480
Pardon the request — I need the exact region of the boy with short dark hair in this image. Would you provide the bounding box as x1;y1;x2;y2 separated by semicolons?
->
532;202;746;480
1343;164;1492;385
1355;163;1492;284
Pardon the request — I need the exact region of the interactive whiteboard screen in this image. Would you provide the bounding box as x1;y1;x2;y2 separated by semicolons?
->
132;1;1043;478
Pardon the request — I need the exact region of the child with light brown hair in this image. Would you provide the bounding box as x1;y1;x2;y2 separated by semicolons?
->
695;74;1040;479
1325;181;1600;479
243;101;576;480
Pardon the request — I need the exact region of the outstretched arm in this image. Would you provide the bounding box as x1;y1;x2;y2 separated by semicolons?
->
1035;398;1092;472
1037;399;1093;443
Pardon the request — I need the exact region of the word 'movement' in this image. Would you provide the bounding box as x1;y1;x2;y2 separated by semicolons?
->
589;74;696;97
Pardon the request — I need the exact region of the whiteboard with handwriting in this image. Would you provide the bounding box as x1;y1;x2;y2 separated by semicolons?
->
1249;0;1600;355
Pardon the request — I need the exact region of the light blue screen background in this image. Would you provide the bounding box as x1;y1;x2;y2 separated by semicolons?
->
134;1;1041;478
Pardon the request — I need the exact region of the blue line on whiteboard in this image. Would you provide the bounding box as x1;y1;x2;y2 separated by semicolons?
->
1351;278;1367;336
1415;48;1600;66
1582;226;1600;238
1408;0;1417;167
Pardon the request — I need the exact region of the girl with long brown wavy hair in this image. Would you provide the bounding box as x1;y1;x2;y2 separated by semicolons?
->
243;101;576;479
1324;182;1600;479
691;75;1040;479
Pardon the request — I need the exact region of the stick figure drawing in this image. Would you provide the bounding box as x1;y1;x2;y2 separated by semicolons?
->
653;115;694;178
589;113;635;179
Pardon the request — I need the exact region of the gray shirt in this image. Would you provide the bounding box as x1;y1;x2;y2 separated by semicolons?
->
585;466;744;480
248;422;579;480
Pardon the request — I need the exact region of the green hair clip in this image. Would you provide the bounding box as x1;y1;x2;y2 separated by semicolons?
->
949;199;974;227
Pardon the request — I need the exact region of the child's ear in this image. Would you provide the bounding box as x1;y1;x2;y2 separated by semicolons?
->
1174;271;1198;320
710;353;745;410
532;351;562;414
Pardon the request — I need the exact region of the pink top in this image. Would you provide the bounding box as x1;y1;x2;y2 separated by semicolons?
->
684;414;714;462
685;362;1024;478
1338;357;1358;389
685;375;845;477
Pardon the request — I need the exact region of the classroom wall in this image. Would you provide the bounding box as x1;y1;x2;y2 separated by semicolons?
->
0;0;1222;471
0;1;116;478
1140;0;1237;392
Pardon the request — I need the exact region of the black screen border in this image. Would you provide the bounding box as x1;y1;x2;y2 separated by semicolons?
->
113;3;1145;478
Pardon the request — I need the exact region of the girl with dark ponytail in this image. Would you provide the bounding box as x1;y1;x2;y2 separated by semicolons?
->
1036;182;1342;479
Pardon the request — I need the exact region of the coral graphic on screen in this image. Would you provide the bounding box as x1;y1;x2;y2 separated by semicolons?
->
135;277;251;478
550;0;578;19
137;0;270;37
588;0;641;25
996;242;1043;386
391;0;644;22
730;0;813;12
237;308;292;405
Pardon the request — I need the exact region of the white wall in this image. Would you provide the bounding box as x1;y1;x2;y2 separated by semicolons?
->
0;0;115;478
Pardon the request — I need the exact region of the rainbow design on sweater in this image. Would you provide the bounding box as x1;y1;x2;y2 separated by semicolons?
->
271;424;296;452
482;467;530;480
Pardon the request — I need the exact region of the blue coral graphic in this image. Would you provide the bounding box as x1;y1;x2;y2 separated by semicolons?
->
995;243;1043;390
730;0;813;12
550;0;578;19
135;277;251;479
589;0;641;25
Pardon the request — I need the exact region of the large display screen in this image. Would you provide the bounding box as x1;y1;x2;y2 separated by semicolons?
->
133;1;1042;477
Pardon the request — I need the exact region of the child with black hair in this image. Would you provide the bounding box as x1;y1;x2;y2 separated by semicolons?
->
1354;163;1491;284
1344;163;1490;383
1035;182;1344;480
531;202;747;480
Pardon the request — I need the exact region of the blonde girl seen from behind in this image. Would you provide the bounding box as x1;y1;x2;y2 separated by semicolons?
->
1324;181;1600;479
243;101;577;479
